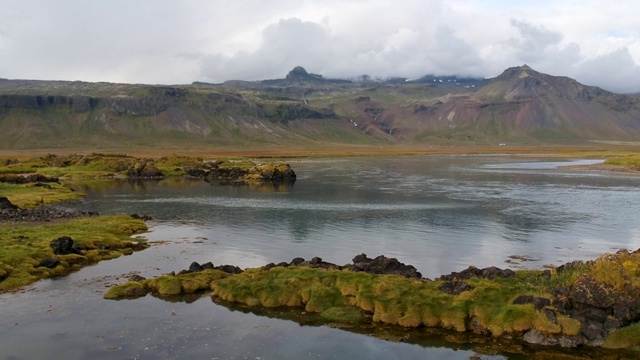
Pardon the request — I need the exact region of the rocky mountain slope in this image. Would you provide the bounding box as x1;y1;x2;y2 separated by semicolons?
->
0;66;638;150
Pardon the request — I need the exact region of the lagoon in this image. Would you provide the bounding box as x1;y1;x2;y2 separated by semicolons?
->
1;156;639;359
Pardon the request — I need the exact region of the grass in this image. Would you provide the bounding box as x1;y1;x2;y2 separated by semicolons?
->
104;269;229;299
208;266;567;335
604;154;640;169
603;323;640;350
0;182;84;208
0;215;147;292
102;240;640;350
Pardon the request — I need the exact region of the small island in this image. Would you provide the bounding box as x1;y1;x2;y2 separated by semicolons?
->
104;250;640;351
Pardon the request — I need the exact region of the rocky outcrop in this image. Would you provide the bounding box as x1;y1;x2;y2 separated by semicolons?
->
50;236;86;255
126;161;164;178
344;253;422;278
175;261;244;276
439;265;516;281
0;197;18;211
0;174;59;184
203;162;296;184
0;197;99;222
259;254;422;278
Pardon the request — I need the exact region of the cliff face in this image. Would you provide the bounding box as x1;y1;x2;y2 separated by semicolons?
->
1;66;640;149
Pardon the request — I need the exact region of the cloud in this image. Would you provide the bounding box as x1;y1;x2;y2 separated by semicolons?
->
0;0;639;92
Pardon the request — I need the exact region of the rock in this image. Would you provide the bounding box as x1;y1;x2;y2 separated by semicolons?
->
545;309;558;324
215;265;243;274
201;262;214;270
0;197;18;210
349;254;422;278
523;329;546;345
569;275;616;308
128;274;146;282
50;236;78;255
0;204;99;222
440;265;516;281
439;281;474;295
580;321;605;344
127;161;164;178
188;262;203;272
130;214;153;221
556;260;593;275
290;257;305;266
38;258;60;269
512;295;551;310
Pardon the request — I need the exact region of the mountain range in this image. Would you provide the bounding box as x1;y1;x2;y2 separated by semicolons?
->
0;65;639;150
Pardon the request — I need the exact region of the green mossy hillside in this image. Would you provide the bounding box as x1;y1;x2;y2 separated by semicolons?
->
0;215;147;292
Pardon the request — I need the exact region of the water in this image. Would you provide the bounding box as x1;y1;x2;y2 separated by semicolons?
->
1;156;639;359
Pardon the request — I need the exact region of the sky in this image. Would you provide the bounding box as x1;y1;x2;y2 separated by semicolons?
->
1;0;640;93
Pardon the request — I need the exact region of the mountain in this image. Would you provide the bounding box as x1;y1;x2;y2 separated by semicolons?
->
0;66;639;150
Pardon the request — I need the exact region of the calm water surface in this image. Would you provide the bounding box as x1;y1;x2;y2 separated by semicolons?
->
1;156;639;359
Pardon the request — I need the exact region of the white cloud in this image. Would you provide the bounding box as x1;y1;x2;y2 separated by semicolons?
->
0;0;639;92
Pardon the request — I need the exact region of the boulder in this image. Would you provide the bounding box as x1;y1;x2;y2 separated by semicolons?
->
188;262;204;272
0;197;18;210
439;281;474;295
38;258;60;269
50;236;79;255
348;254;422;278
439;265;516;281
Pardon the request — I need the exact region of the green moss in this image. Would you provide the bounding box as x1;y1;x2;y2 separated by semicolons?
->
104;269;229;299
209;267;570;337
0;182;84;209
321;306;364;323
0;215;147;292
604;154;640;168
149;276;183;296
104;281;148;300
603;322;640;350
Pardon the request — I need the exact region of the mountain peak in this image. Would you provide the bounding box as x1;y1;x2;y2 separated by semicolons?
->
285;66;324;82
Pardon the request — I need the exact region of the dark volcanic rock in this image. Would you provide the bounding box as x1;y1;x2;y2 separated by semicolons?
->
569;275;617;308
512;295;551;310
439;281;474;295
188;262;204;272
439;265;516;281
38;258;60;269
348;254;422;278
0;197;18;210
0;203;99;222
50;236;78;255
127;161;164;178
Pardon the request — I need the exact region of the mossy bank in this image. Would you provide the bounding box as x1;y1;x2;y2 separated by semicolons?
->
0;215;147;292
105;250;640;353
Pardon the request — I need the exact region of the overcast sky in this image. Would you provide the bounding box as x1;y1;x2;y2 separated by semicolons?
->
1;0;640;93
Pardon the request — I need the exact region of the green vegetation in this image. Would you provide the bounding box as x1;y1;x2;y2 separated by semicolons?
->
604;154;640;169
0;182;83;208
0;215;147;292
103;248;640;351
104;269;229;299
603;323;640;350
209;267;565;335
